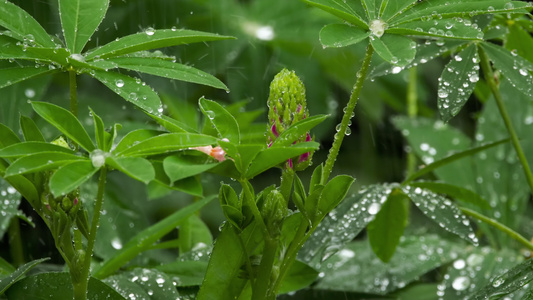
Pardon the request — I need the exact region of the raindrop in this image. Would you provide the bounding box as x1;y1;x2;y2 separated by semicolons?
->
519;68;528;76
24;88;36;98
145;27;155;36
391;66;402;74
453;259;466;269
205;110;215;120
492;277;504;287
452;276;470;291
368;203;381;215
255;26;275;41
111;237;122;250
115;79;125;88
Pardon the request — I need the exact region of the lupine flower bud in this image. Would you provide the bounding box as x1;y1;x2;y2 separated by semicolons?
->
261;189;288;238
267;69;313;171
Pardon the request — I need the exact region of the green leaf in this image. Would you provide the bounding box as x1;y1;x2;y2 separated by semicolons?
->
388;19;483;40
89;107;107;151
0;179;21;240
403;138;509;184
472;258;533;299
309;163;323;193
85;29;235;60
316;174;355;221
19;115;45;142
406;187;477;245
0;66;57;89
437;43;479;122
103;268;180;300
113;129;162;154
361;0;377;20
0;170;38;208
197;225;248;300
319;24;369;48
367;188;409;262
506;24;533;64
177;215;213;254
5;152;86;176
89;70;162;114
391;1;529;25
271;115;327;148
93;195;216;279
147;113;197;133
91;57;228;90
156;260;208;287
5;272;125;299
163;155;219;183
245;142;320;178
481;42;533;98
59;0;109;53
218;143;263;175
0;258;49;295
115;133;218;157
301;0;368;29
408;181;490;209
299;184;390;269
106;156;155;183
49;160;98;196
0;141;76;158
370;34;416;66
0;1;55;47
0;123;21;148
219;184;243;229
279;260;319;294
31;102;95;151
380;0;417;21
0;256;15;277
315;235;464;294
199;97;240;144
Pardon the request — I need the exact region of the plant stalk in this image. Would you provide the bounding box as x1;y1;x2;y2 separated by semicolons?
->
69;70;78;118
279;168;295;203
460;207;533;251
406;67;418;177
76;168;107;300
253;237;279;300
479;48;533;195
8;217;24;267
322;44;374;183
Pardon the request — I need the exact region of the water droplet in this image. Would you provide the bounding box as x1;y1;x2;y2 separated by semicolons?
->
145;27;155;36
369;19;387;37
115;79;125;87
255;25;275;41
24;88;36;98
492;277;504;287
452;276;470;291
519;68;528;76
111;237;122;250
453;259;466;269
90;149;108;168
368;203;381;215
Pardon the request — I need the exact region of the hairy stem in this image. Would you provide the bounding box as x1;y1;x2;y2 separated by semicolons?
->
253;237;279;300
479;48;533;195
460;207;533;251
76;168;107;300
322;44;374;183
279;168;295;203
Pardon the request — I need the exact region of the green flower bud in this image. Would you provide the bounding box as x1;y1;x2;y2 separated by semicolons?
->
267;69;314;171
261;189;288;238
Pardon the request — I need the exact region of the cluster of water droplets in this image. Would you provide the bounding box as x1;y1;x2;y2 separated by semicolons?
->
104;268;181;299
0;182;21;234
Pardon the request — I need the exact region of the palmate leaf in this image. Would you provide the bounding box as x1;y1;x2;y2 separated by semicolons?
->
5;152;85;177
0;258;49;295
89;57;228;91
370;34;416;66
113;129;163;154
19;115;45;142
103;268;179;300
31;102;95;152
388;19;483;40
105;156;155;184
0;178;21;240
472;259;533;300
0;66;58;89
89;70;162;115
380;0;418;21
59;0;109;53
319;24;369;48
481;42;533;98
300;0;368;28
163;155;219;183
0;1;55;47
0;142;75;158
85;29;235;60
49;160;98;196
437;43;479;122
271;115;328;147
114;133;218;157
390;0;529;26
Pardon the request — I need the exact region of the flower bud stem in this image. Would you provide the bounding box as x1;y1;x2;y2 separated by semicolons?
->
322;44;374;184
253;237;279;300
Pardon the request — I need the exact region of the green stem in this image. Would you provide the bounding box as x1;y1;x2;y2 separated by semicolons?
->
252;237;279;300
279;168;295;203
460;207;533;251
322;44;374;184
479;48;533;195
69;70;78;118
8;217;24;267
406;66;418;177
270;220;308;295
76;168;107;300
